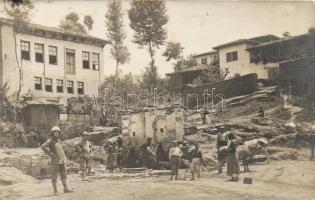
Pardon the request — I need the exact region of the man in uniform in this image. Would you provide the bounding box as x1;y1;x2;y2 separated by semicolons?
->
169;140;183;180
41;126;73;195
76;131;93;181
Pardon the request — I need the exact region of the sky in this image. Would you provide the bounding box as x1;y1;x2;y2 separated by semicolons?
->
1;0;315;77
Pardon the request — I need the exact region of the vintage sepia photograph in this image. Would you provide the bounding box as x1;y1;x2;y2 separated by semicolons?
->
0;0;315;199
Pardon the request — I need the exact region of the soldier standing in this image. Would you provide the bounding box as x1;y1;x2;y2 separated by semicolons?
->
41;126;73;195
76;131;93;181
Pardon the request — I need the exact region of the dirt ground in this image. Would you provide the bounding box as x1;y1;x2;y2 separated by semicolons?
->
1;158;314;200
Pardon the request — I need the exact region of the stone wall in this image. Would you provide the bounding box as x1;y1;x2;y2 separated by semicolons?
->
183;73;257;108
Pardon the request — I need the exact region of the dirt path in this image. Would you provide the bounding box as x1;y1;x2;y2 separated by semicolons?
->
2;160;314;200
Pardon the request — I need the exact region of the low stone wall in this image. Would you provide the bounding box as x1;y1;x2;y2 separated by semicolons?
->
183;73;257;108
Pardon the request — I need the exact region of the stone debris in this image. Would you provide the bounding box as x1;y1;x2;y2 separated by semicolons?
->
0;122;25;148
0;148;50;179
0;166;35;186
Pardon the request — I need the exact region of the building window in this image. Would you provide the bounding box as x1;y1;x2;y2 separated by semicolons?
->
82;51;90;69
21;41;30;60
201;58;208;65
34;77;42;90
35;43;44;63
77;82;84;95
92;53;99;70
49;46;57;65
56;79;63;93
226;51;238;62
67;80;74;94
45;78;53;92
66;49;75;74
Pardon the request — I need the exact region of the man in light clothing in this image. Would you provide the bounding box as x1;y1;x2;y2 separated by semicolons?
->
41;126;73;195
169;140;183;180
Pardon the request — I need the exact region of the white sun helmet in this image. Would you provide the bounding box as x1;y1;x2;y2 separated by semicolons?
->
51;126;61;135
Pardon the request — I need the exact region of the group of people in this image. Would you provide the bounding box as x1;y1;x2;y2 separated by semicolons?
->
40;123;283;195
41;128;96;195
169;141;203;181
105;137;124;172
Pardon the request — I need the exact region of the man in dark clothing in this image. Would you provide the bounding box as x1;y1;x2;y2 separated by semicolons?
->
258;106;264;118
226;133;240;182
190;143;202;180
201;107;210;124
126;132;139;168
216;127;227;174
41;126;73;195
116;137;124;168
310;131;315;161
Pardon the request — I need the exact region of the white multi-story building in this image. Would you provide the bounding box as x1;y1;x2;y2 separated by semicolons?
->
213;35;279;79
0;18;107;102
193;51;219;66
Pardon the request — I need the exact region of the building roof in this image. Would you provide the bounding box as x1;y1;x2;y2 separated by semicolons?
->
249;34;279;43
213;34;279;50
246;33;312;51
166;66;208;76
213;39;259;50
0;18;109;48
194;51;217;58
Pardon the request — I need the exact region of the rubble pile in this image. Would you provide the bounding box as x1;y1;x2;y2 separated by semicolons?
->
85;126;121;145
61;137;107;163
58;122;94;139
0;148;50;179
0;122;25;148
0;166;35;186
183;86;310;169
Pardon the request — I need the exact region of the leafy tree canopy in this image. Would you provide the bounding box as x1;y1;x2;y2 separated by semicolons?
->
128;0;168;48
163;41;184;61
59;12;94;34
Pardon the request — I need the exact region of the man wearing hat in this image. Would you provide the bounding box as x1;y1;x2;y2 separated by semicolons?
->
41;126;73;195
190;143;203;180
76;131;93;181
169;140;183;180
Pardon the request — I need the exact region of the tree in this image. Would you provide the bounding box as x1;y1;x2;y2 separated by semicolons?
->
3;0;34;100
308;27;315;34
128;0;168;91
59;12;94;34
163;41;184;62
200;65;229;83
282;31;291;38
83;15;94;32
174;55;197;71
105;0;130;88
